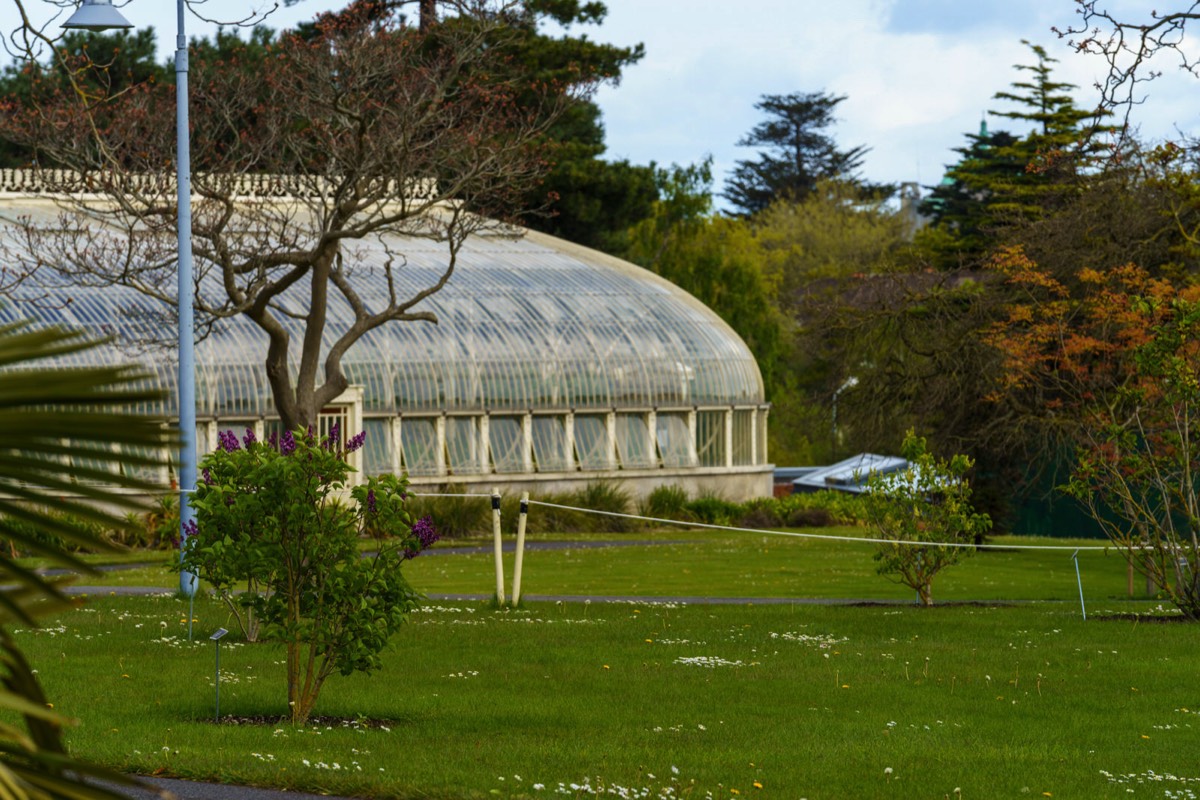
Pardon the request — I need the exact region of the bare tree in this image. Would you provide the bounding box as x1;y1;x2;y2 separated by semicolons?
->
0;0;581;429
1055;1;1200;133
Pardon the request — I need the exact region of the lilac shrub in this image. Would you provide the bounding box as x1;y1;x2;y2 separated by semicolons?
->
185;427;438;724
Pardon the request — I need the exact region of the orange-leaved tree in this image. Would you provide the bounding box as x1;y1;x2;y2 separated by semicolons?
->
985;245;1200;617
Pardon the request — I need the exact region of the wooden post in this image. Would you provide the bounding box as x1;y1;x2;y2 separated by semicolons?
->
512;492;529;607
492;488;505;605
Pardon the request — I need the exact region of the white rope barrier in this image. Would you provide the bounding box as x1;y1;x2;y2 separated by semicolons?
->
527;499;1118;553
403;490;1122;553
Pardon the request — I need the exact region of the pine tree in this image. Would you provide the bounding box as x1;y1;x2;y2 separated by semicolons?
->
918;41;1112;265
986;40;1112;218
723;91;869;215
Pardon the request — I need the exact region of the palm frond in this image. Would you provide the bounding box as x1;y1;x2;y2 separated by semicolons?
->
0;321;174;800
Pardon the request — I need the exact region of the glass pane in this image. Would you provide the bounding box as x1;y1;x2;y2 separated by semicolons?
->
318;406;350;446
696;410;726;467
69;439;115;478
488;416;526;473
264;418;286;442
363;418;392;476
118;442;162;482
615;413;653;469
401;418;440;477
732;409;755;466
446;416;483;475
573;414;610;471
656;413;697;468
531;415;568;472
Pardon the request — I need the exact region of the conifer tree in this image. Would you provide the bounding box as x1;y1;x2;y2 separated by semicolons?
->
919;41;1111;266
723;91;870;216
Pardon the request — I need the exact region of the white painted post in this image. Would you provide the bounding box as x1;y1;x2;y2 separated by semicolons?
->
390;417;403;475
646;410;658;468
205;419;219;455
724;408;734;468
512;491;529;606
492;487;505;605
564;412;576;472
479;414;491;474
521;413;534;472
750;407;758;465
435;415;447;476
687;409;698;466
605;411;617;468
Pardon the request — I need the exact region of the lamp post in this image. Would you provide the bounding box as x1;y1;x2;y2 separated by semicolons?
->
830;376;858;462
65;0;199;598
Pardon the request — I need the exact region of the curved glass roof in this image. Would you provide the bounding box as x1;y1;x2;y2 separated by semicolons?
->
0;209;764;417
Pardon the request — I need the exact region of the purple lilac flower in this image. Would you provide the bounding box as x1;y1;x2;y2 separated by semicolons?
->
280;430;296;456
243;428;257;448
405;515;440;559
267;431;279;449
326;422;341;451
217;430;241;452
174;519;199;548
202;467;213;485
346;430;366;454
366;488;377;514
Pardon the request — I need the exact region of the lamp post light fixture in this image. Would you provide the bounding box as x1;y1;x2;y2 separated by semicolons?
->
63;0;199;598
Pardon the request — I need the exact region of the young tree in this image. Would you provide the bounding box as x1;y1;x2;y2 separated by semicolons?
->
188;427;439;724
0;0;582;431
723;91;871;215
862;431;991;607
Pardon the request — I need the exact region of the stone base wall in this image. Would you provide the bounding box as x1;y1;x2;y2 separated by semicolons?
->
407;465;774;503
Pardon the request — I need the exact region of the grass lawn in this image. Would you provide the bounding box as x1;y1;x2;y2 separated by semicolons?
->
75;528;1147;606
16;593;1200;800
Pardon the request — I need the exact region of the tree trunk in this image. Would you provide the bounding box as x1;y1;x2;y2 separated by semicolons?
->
420;0;436;31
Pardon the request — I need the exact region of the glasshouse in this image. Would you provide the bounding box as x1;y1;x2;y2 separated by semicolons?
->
0;170;771;500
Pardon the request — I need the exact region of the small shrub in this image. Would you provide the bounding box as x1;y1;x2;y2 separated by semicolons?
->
737;504;782;529
114;494;178;549
685;493;743;526
638;485;692;522
784;506;834;528
0;509;112;556
776;490;868;526
525;489;591;534
576;482;634;533
406;486;492;539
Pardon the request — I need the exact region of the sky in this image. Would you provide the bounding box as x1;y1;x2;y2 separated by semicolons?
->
29;0;1200;201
